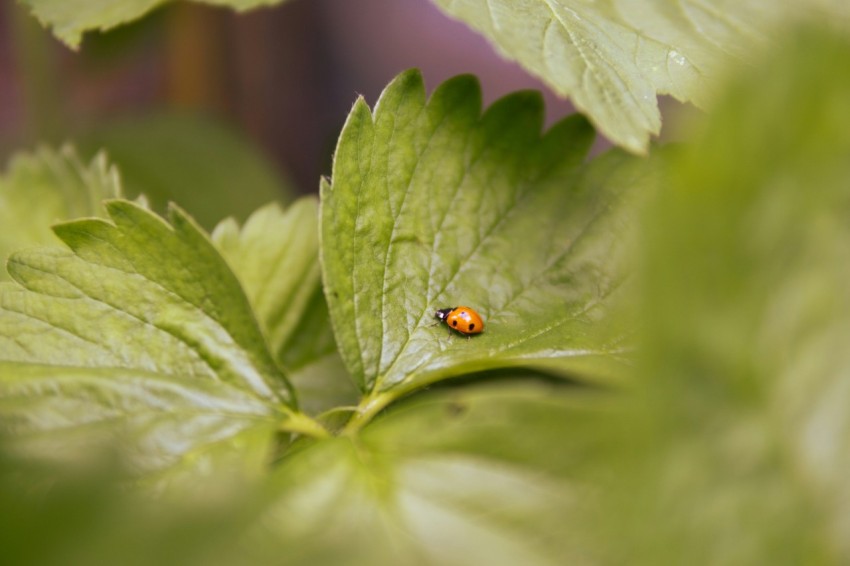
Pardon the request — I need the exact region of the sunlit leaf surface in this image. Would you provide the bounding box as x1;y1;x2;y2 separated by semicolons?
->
0;201;299;474
323;70;663;398
432;0;846;152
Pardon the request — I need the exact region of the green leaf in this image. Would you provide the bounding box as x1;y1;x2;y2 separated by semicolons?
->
0;364;278;477
0;200;320;474
255;380;603;565
212;198;358;416
212;198;323;368
322;70;662;406
430;0;845;153
81;113;294;229
0;145;121;280
20;0;288;49
588;26;850;564
0;444;270;566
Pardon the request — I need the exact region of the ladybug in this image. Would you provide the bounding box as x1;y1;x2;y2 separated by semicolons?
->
434;306;484;336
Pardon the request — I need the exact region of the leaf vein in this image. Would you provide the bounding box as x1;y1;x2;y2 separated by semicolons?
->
376;98;429;379
11;260;222;379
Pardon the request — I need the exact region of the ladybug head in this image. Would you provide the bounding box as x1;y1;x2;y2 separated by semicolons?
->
434;307;454;321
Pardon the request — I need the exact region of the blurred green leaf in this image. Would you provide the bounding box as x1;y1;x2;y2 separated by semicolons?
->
323;70;663;409
0;200;318;475
286;351;357;421
0;443;268;566
588;26;850;564
431;0;848;153
0;146;121;280
81;113;294;229
255;380;604;566
20;0;289;49
213;199;358;416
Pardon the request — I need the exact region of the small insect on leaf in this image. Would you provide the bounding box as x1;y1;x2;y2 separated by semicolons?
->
434;306;485;337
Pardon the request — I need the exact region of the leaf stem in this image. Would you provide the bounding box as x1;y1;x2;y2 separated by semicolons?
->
342;390;397;435
281;410;329;439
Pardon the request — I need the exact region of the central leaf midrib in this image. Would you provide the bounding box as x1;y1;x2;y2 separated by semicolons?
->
8;252;281;401
349;110;371;387
374;132;534;393
375;95;431;387
374;203;526;390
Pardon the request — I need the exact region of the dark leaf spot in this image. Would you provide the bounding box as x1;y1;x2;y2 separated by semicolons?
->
446;402;468;417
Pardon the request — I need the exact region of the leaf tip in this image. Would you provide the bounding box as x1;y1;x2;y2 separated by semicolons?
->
479;89;546;144
386;68;426;96
51;216;113;252
427;73;483;117
166;201;213;241
349;96;373;123
373;68;427;117
542;113;596;160
102;197;141;218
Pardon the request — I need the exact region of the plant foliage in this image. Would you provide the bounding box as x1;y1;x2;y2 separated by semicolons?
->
432;0;847;152
21;0;848;153
19;0;287;48
1;3;849;563
322;70;663;428
0;199;326;479
0;146;121;280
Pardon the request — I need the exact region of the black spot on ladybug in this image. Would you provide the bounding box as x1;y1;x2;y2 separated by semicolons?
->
468;323;475;331
452;320;458;326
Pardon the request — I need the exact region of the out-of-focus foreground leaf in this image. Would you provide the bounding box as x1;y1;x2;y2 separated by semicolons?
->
431;0;848;153
213;199;357;416
0;200;318;479
323;70;664;423
0;378;606;566
81;113;294;230
586;26;850;564
20;0;288;49
252;379;606;566
0;146;120;280
0;440;279;566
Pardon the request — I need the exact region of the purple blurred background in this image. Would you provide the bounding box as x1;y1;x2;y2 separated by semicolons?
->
0;0;684;196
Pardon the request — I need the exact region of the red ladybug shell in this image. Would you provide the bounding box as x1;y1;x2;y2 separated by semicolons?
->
434;306;484;335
